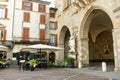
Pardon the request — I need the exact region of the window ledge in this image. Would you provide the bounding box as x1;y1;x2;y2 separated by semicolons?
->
0;18;9;20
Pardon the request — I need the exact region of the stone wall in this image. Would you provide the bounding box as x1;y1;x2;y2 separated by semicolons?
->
89;30;114;60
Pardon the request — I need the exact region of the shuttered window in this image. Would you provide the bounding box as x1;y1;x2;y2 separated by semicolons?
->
55;34;57;46
30;3;33;11
40;15;46;24
38;4;40;12
22;1;33;11
38;4;46;13
22;0;24;9
22;28;29;42
5;8;8;18
2;30;7;41
23;12;30;22
40;29;45;43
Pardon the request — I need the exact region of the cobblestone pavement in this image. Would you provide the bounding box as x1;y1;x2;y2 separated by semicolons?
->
0;67;120;80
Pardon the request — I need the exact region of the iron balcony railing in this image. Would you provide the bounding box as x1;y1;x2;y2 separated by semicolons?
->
13;37;49;44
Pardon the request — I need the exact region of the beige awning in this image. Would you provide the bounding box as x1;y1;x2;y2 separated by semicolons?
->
21;44;64;51
0;45;9;52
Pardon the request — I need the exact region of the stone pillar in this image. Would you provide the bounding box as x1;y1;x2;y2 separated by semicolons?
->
77;38;89;67
112;28;120;72
102;62;107;72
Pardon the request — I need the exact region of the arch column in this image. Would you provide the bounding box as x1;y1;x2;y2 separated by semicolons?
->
77;37;89;67
112;28;120;72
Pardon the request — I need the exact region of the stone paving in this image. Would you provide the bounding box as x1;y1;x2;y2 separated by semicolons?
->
0;66;120;80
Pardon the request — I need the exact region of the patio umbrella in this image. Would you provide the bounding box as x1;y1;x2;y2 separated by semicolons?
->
0;45;9;52
20;44;63;60
21;44;63;51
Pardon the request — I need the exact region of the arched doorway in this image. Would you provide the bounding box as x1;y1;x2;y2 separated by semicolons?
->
80;9;114;70
49;52;55;63
59;26;71;58
89;10;114;68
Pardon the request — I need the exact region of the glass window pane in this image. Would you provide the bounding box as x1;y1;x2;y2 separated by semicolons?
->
0;8;5;18
24;2;30;10
50;35;55;45
50;22;55;29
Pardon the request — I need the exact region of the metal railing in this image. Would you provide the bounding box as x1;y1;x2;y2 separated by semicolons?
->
13;37;49;44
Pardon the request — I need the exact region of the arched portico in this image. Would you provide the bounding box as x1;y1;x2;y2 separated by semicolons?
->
58;26;71;60
78;6;117;71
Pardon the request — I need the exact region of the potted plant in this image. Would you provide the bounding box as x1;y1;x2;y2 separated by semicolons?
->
64;57;75;68
29;59;38;71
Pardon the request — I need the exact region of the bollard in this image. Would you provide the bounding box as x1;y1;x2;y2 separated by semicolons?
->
78;61;82;68
102;62;107;72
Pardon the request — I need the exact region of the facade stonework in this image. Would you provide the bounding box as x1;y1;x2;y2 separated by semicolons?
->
1;0;120;72
55;0;120;72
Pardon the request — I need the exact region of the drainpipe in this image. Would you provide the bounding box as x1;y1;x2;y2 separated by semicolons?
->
12;0;15;42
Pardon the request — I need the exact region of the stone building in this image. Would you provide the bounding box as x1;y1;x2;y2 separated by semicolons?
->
49;7;58;63
49;7;57;46
55;0;120;72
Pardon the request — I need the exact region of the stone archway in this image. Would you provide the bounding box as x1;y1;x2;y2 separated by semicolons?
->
79;9;115;70
49;52;55;63
59;26;71;59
